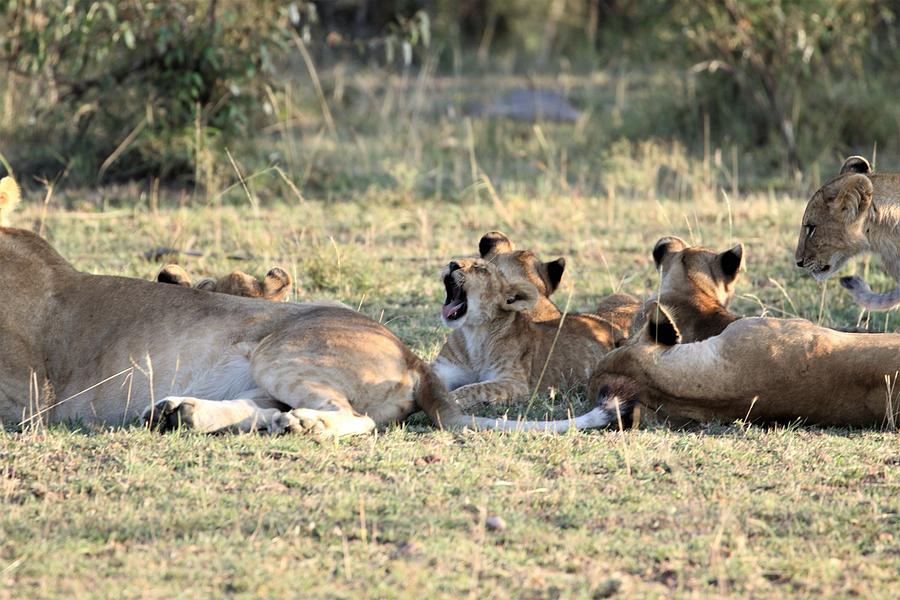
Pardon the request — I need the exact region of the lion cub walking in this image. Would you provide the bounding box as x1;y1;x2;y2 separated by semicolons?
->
795;155;900;310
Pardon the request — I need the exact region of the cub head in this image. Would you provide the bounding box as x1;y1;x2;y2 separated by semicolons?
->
652;236;744;308
794;155;875;281
440;257;539;329
479;230;566;303
157;265;293;302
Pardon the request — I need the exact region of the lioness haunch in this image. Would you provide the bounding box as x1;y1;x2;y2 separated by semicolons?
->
592;237;900;427
0;227;634;436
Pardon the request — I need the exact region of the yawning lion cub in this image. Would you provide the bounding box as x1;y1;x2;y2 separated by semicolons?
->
1;226;633;435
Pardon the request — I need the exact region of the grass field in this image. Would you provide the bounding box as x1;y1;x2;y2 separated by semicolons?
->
2;69;900;598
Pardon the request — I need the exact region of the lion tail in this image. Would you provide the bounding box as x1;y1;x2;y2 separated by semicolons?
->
413;362;638;433
0;176;21;227
840;276;900;311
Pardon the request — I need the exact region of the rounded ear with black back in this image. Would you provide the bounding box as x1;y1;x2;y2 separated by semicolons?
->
645;301;681;346
718;243;744;283
479;231;514;259
157;264;192;287
834;174;875;223
501;280;539;312
545;257;566;292
652;236;689;270
839;155;872;175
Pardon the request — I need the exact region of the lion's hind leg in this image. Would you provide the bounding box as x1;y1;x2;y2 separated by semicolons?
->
259;379;376;438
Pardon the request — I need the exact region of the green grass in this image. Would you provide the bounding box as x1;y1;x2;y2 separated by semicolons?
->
2;188;898;598
2;65;899;597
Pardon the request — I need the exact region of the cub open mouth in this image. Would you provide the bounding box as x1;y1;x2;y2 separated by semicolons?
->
442;274;468;321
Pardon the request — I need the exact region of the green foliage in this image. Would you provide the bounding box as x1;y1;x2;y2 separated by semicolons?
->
1;0;293;182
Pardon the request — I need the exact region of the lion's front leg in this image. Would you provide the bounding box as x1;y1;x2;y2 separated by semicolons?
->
142;396;283;434
449;377;530;411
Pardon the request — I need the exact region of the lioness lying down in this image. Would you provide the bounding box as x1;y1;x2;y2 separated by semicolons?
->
0;227;633;435
592;304;900;427
592;236;899;427
433;256;639;411
157;264;293;301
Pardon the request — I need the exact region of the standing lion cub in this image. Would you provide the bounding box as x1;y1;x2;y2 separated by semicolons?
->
795;155;900;310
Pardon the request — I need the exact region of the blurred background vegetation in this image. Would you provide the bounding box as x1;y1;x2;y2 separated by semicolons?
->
1;0;899;194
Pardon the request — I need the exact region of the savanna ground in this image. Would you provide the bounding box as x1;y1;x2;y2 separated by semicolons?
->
2;67;899;598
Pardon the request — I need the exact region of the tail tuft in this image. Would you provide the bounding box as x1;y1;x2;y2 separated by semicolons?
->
595;375;641;429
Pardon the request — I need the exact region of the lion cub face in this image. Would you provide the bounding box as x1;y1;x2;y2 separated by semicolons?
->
653;236;744;309
795;156;875;281
157;264;293;301
440;258;538;329
478;231;566;302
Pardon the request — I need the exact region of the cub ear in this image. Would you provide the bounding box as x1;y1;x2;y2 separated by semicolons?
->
501;280;539;312
262;267;293;301
834;174;874;222
479;231;514;259
840;155;872;175
545;257;566;292
645;301;681;346
718;243;744;283
157;264;192;287
652;236;688;269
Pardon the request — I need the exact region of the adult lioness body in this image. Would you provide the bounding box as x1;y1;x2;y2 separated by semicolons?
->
593;310;900;427
795;155;900;310
592;236;898;427
1;227;629;435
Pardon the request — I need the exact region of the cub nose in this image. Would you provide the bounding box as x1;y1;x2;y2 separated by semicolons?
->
448;261;461;273
795;260;804;268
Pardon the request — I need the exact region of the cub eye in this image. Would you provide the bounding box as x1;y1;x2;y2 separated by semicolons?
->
805;225;816;238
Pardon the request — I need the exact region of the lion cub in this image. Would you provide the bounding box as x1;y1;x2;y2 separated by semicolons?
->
645;236;743;343
795;155;900;310
433;257;628;409
157;264;293;301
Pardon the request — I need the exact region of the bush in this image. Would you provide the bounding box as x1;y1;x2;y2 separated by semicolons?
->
0;1;297;183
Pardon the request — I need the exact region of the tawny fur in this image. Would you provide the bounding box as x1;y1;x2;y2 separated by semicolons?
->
433;257;636;410
157;264;294;302
795;155;900;310
592;234;899;427
0;228;631;436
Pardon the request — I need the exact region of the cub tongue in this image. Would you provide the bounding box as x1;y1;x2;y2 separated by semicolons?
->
442;300;464;319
